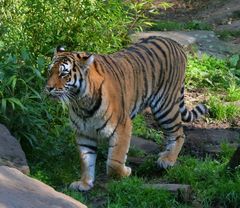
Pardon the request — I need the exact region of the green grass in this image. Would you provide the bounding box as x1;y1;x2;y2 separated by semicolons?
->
217;30;240;41
186;54;239;89
132;114;163;145
164;151;240;207
64;177;187;208
208;96;240;121
107;177;176;208
226;84;240;102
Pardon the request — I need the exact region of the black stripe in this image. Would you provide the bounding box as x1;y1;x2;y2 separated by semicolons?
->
154;98;176;120
108;116;121;139
163;122;182;133
101;56;125;120
85;81;104;118
175;135;184;141
108;158;124;164
136;44;157;90
181;108;188;116
159;110;180;125
128;47;149;96
181;86;184;94
123;55;139;117
196;105;204;114
70;116;79;129
96;112;113;132
82;151;96;155
192;109;198;119
72;62;77;72
79;144;98;151
179;100;185;108
125;52;141;118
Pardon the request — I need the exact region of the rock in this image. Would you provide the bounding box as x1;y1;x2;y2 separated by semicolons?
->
143;183;192;202
184;127;240;157
128;156;146;166
130;136;159;154
0;166;87;208
0;124;30;174
131;31;196;49
216;20;240;32
227;145;240;173
131;31;240;58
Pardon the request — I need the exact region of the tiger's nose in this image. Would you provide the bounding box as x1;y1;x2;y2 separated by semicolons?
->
46;86;54;92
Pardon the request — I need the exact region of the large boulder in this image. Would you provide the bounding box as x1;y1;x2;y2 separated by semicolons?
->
131;31;240;58
0;166;87;208
0;124;30;174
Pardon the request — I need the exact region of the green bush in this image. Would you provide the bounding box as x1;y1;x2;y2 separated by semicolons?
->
0;0;154;147
1;0;132;55
0;0;160;188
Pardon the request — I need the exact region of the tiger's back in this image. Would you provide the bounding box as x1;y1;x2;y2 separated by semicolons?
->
46;36;207;191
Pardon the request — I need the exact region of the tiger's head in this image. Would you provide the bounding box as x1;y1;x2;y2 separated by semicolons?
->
46;46;95;103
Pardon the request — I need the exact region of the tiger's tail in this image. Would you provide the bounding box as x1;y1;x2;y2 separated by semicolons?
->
179;86;208;122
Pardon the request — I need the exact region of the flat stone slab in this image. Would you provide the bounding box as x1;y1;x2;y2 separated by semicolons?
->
131;136;159;154
0;124;29;174
184;127;240;157
131;127;240;157
132;31;240;58
0;166;87;208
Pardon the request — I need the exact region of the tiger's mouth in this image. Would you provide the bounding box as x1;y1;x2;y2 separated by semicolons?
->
45;88;64;100
48;94;61;100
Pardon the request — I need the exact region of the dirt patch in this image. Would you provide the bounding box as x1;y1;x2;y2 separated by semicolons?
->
155;0;240;25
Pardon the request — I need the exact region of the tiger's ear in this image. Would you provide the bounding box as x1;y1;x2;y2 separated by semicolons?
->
80;54;95;74
85;55;94;66
54;45;65;56
80;54;94;66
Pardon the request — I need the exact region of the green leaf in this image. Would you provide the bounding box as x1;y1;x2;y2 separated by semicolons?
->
7;98;25;110
229;54;239;67
1;98;6;113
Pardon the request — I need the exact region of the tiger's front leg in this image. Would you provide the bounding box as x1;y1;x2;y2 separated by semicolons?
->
107;118;132;178
69;136;97;191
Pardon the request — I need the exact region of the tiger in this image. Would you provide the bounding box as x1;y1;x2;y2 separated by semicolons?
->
46;36;208;191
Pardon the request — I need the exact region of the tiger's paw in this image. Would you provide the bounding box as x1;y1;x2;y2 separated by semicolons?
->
107;164;132;178
157;152;176;169
122;166;132;177
69;180;93;192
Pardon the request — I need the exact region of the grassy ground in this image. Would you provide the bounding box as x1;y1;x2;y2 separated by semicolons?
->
30;53;240;208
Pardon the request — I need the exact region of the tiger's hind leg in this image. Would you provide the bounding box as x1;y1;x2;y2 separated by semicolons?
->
151;102;185;169
69;136;97;191
106;117;132;178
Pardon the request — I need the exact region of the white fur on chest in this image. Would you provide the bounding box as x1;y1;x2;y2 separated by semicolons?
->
69;103;114;140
